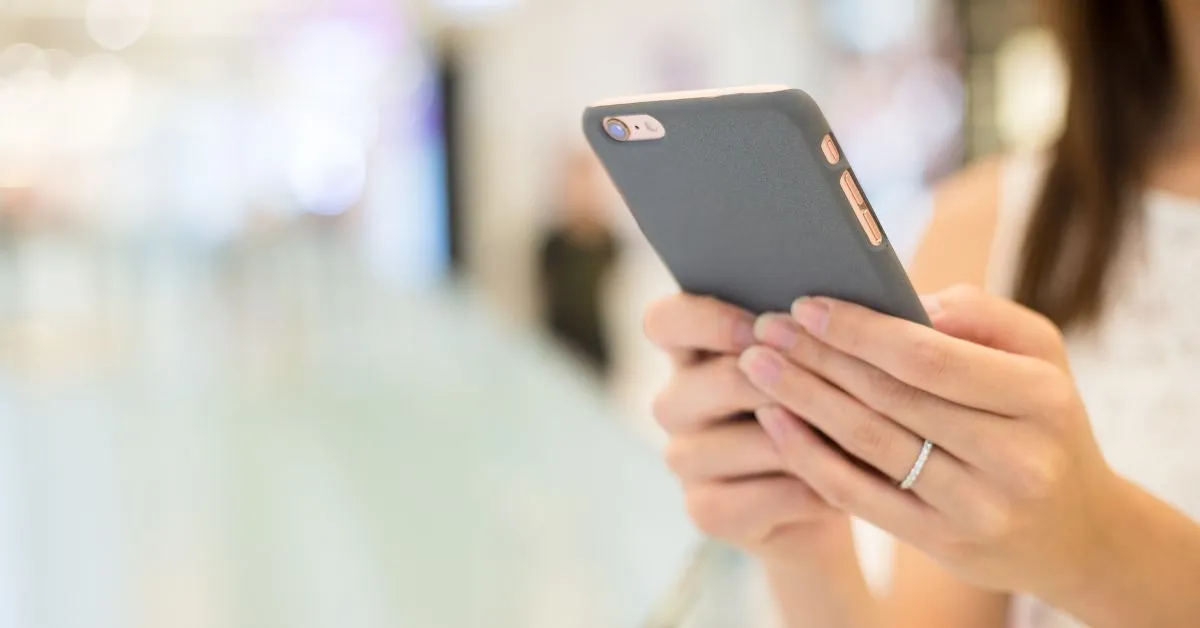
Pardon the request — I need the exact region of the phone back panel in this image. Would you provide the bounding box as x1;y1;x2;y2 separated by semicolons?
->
583;88;927;324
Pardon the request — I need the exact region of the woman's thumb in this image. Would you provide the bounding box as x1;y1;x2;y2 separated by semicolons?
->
922;284;1068;367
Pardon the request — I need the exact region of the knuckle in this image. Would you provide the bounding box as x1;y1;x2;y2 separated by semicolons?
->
971;497;1014;541
871;368;921;412
909;335;953;380
848;415;895;461
1033;313;1070;364
711;299;743;341
958;420;990;458
1037;313;1066;346
787;371;815;405
1049;375;1079;412
1035;371;1080;421
781;372;819;412
715;356;749;393
642;297;673;345
1012;440;1067;499
653;358;757;433
937;535;977;565
651;387;679;431
791;331;829;369
685;488;731;537
947;283;981;298
818;476;860;511
986;430;1030;473
836;318;865;353
941;283;981;308
662;439;691;477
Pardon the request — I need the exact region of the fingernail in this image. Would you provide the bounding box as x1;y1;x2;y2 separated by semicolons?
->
732;315;757;350
739;347;782;385
920;294;944;318
754;315;798;350
792;298;830;336
756;406;796;445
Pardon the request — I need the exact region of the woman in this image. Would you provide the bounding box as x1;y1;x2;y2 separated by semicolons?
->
645;1;1200;626
538;150;621;377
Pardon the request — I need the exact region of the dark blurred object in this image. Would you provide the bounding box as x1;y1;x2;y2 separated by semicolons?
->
438;37;468;275
538;150;620;377
957;0;1036;158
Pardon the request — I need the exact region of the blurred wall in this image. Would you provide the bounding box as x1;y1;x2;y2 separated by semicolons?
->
455;0;827;323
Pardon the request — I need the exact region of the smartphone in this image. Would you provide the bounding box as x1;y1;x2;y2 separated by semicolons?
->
582;85;928;324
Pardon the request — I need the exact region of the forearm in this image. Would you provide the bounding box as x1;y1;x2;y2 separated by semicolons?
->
762;524;878;628
1045;476;1200;628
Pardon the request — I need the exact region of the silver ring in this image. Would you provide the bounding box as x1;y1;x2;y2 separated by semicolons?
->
899;440;935;491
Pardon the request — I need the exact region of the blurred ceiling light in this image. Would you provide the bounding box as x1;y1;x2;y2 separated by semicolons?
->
433;0;518;16
43;49;75;79
280;21;391;100
996;28;1067;152
270;20;406;150
284;114;367;216
60;54;137;155
86;0;155;51
0;68;55;172
0;43;46;76
6;68;53;111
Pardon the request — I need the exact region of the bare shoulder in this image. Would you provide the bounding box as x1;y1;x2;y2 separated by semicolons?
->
908;156;1006;293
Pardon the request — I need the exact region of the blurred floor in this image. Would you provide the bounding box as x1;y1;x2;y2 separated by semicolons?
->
0;233;707;628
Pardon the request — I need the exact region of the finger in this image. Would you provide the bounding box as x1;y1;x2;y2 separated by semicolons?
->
739;346;924;483
924;284;1069;369
653;356;772;433
664;347;698;366
739;348;975;517
755;406;940;547
685;476;825;542
665;421;783;482
791;296;1057;415
754;313;1016;475
645;294;756;360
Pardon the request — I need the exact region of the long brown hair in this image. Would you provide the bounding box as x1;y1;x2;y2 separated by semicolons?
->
1017;0;1180;328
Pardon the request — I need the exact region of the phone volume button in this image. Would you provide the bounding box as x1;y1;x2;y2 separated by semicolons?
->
839;171;867;209
856;208;884;246
849;177;865;207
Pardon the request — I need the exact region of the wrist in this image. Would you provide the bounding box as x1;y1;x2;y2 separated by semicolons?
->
1018;469;1200;628
757;516;857;572
759;519;879;628
1037;470;1138;621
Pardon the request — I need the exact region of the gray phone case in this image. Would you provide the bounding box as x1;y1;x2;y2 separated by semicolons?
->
583;88;929;324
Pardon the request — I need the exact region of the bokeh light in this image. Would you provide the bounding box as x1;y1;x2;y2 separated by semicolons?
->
86;0;155;51
0;43;46;75
59;54;139;156
996;28;1067;152
283;111;368;216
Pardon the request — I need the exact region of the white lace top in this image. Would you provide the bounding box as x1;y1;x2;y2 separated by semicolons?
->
989;155;1200;628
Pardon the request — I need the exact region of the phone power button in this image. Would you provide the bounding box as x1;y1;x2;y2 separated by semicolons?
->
821;134;840;164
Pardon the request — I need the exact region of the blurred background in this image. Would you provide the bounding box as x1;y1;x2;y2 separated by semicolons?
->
0;0;1064;626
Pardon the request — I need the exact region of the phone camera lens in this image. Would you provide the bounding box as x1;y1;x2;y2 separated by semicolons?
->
603;118;630;142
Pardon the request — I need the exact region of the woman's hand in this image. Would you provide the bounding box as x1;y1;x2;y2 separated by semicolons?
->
739;284;1121;601
643;294;851;560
